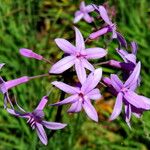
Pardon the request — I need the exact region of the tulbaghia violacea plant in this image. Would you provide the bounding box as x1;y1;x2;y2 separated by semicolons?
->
89;5;127;48
104;62;150;127
74;1;94;23
51;68;102;122
50;27;107;84
0;64;30;108
1;0;150;146
7;96;67;145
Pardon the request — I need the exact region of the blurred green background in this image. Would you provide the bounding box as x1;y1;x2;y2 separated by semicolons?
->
0;0;150;149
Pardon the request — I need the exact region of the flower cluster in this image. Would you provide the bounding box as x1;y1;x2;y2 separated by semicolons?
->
0;1;150;145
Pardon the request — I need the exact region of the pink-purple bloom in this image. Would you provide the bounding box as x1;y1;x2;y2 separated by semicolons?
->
7;96;67;145
74;1;94;23
20;48;43;60
0;64;30;108
108;62;150;127
50;27;107;84
51;68;102;122
89;5;127;48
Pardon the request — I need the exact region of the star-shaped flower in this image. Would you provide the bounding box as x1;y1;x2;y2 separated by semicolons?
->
50;27;107;84
7;96;67;145
74;1;94;23
51;68;102;122
89;5;127;48
107;62;150;127
0;64;30;108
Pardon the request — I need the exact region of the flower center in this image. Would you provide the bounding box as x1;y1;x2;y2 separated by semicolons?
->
76;52;86;59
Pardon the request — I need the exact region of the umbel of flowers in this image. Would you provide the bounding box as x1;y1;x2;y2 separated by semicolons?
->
0;1;150;145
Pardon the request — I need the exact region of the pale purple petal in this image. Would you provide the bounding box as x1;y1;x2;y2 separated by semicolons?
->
124;62;141;88
82;59;94;71
36;123;48;145
98;6;112;25
74;27;85;51
131;42;138;55
89;27;109;39
83;99;98;122
124;104;132;128
86;88;101;100
86;5;95;12
4;76;30;91
67;99;82;113
0;63;5;70
85;48;107;59
80;1;85;10
124;90;150;110
19;48;43;60
50;56;75;74
116;32;127;48
55;38;77;54
112;28;117;39
51;94;79;106
109;92;123;121
125;54;136;64
81;68;102;93
51;81;80;94
42;121;67;130
110;74;123;92
74;12;84;23
117;49;129;63
83;14;94;23
75;60;86;84
35;96;48;110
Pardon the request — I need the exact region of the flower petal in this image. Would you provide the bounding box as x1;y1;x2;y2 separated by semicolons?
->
67;99;82;113
109;92;123;121
4;76;30;91
0;63;5;70
124;104;132;128
51;81;79;94
81;68;102;93
50;56;75;74
83;99;98;122
35;96;48;110
131;42;138;55
125;54;136;64
74;11;84;23
55;38;76;54
74;27;85;51
89;27;109;39
110;74;123;92
116;32;127;48
124;62;141;88
98;6;112;25
82;59;94;71
124;90;150;110
75;60;86;84
42;121;67;130
83;14;93;23
86;5;95;12
86;88;101;100
51;94;79;106
85;48;107;59
36;123;48;145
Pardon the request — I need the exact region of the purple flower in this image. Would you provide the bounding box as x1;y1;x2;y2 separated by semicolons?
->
108;62;150;127
74;1;94;23
51;68;102;122
0;64;30;108
20;48;43;60
89;5;127;48
50;27;107;84
7;96;67;145
117;42;138;65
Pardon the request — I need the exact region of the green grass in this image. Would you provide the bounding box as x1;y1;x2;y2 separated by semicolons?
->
0;0;150;149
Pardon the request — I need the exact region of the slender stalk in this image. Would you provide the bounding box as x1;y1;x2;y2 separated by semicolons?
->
42;57;53;65
29;73;49;80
